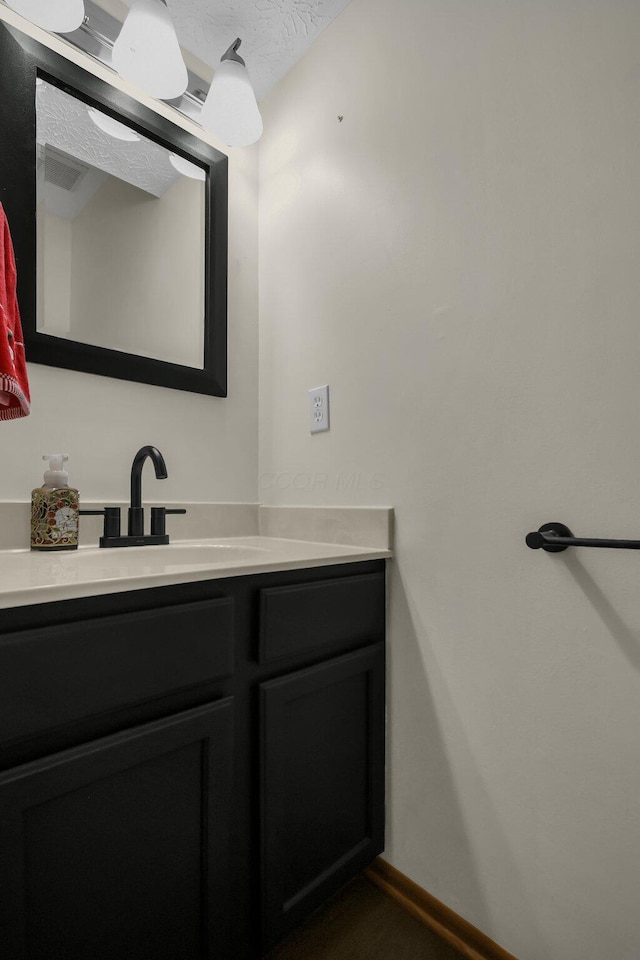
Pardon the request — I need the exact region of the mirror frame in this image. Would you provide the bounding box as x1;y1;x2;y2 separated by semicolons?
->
0;23;228;397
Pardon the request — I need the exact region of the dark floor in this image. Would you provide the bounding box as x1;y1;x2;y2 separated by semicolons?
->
265;876;464;960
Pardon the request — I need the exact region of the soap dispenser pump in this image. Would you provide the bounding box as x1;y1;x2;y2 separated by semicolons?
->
31;454;80;550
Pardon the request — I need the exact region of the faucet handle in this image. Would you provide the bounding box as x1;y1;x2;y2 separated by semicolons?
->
79;507;121;542
150;507;187;537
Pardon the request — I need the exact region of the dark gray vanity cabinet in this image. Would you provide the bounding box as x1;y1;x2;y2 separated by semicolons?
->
0;596;237;960
0;559;386;959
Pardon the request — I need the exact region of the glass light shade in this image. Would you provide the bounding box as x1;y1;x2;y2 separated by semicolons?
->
88;107;141;142
200;59;263;148
5;0;85;32
111;0;188;101
169;153;206;181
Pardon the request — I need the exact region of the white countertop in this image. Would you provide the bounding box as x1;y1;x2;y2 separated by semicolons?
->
0;537;391;610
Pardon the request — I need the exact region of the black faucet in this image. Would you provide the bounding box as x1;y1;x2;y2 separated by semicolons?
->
128;445;167;537
79;445;186;547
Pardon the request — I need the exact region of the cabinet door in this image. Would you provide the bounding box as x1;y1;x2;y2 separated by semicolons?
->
260;644;385;948
0;699;234;960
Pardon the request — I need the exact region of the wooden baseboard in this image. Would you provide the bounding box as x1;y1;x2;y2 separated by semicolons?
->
364;858;520;960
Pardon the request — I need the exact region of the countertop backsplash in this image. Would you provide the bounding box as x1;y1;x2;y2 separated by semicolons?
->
0;503;393;552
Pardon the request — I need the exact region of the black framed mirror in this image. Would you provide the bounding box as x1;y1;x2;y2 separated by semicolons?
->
0;23;228;397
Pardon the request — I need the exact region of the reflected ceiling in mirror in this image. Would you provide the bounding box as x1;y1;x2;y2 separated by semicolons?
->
36;80;206;370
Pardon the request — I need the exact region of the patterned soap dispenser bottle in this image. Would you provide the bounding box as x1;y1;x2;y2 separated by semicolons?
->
31;454;79;551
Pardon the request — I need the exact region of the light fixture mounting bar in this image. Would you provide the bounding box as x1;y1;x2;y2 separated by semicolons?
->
62;0;207;110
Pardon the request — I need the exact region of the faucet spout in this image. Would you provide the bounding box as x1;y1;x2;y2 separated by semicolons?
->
129;446;168;536
86;445;184;547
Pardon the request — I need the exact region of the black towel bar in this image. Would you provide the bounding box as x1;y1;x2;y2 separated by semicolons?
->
526;522;640;552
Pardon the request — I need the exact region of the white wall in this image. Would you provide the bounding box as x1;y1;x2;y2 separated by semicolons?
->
38;208;72;337
0;8;258;504
70;174;204;368
258;1;640;958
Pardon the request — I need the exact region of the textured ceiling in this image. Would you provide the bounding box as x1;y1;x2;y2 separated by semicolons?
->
37;81;182;198
119;0;354;101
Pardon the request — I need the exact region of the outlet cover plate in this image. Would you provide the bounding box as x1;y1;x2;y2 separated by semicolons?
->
309;384;330;434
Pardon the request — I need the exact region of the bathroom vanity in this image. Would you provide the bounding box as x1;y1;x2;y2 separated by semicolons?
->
0;551;386;959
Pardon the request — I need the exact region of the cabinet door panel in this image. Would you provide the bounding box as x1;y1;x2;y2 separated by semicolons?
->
260;644;385;948
0;699;234;960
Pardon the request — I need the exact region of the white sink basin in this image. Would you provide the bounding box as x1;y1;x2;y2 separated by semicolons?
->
64;541;273;571
147;542;272;564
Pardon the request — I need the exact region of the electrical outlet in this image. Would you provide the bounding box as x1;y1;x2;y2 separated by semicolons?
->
309;384;330;434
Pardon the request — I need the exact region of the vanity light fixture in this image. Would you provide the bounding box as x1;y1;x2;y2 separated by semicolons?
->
111;0;188;101
87;107;141;142
4;0;85;32
200;38;263;148
169;153;206;181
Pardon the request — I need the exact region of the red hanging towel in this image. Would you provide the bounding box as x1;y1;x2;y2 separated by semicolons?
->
0;202;30;420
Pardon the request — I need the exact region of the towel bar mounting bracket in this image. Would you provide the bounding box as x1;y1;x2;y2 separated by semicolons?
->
525;522;573;552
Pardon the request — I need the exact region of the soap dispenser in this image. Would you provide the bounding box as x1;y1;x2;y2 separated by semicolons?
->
31;454;80;551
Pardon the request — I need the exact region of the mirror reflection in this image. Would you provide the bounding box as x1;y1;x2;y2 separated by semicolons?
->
36;79;206;369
